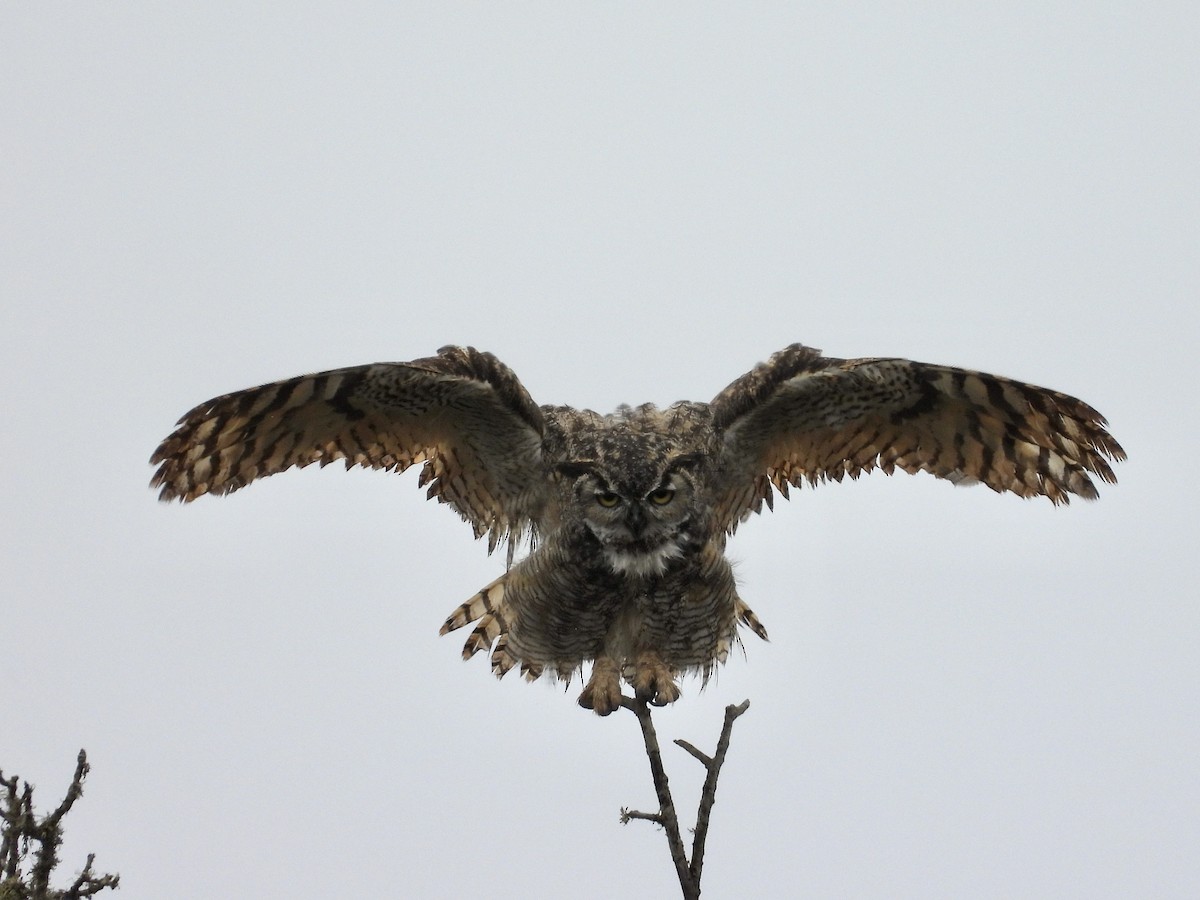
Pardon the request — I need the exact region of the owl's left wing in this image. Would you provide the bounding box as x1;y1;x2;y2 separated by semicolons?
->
709;343;1125;529
151;346;548;551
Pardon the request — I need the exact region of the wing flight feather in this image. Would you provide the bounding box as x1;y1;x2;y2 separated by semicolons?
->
711;343;1124;527
150;346;547;549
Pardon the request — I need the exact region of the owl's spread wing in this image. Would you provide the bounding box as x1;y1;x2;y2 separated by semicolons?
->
710;343;1125;528
151;346;547;550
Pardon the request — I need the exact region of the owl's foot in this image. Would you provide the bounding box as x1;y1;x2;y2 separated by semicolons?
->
632;651;681;707
578;656;623;716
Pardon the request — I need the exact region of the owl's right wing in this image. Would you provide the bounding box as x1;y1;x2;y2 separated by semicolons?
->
150;346;548;551
709;343;1124;529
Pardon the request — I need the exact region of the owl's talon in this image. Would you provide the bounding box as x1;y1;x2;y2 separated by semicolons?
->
579;656;623;716
633;651;681;707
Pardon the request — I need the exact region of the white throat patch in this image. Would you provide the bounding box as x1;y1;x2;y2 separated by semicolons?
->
603;541;685;578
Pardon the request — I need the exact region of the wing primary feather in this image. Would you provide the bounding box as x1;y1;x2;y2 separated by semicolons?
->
711;347;1124;528
150;348;548;551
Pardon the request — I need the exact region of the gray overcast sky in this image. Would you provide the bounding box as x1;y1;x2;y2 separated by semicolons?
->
2;4;1196;898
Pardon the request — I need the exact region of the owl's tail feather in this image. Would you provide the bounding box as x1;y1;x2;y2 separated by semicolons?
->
491;634;520;678
519;657;545;682
735;598;769;642
462;610;506;661
440;573;506;636
710;597;768;678
481;633;551;682
440;574;530;680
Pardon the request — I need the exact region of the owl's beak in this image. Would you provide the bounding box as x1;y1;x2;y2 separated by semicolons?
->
625;504;646;538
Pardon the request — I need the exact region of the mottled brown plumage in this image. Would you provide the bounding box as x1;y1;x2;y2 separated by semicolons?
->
150;343;1124;714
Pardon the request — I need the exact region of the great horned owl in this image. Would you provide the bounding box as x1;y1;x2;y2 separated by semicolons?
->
150;344;1124;715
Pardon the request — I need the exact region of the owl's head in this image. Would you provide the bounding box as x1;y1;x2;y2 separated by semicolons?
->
557;447;705;579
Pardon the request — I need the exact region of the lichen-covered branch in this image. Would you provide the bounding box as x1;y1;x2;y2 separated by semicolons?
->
0;750;119;900
619;696;751;900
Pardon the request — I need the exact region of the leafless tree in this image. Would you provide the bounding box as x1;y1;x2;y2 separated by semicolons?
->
0;751;119;900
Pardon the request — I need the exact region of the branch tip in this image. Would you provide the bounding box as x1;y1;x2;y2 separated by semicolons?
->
673;739;713;767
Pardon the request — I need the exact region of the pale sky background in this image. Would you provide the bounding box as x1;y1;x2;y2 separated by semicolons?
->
2;4;1197;898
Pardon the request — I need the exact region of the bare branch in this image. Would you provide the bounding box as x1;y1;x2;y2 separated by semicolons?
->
689;700;750;887
621;696;752;899
63;853;120;899
1;769;27;882
620;695;698;899
619;808;664;826
43;752;88;832
29;750;91;896
673;740;712;768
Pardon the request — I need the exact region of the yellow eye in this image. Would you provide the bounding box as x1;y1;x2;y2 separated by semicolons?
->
649;488;675;506
595;491;620;508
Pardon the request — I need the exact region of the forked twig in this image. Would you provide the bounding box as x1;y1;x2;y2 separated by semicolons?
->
619;697;751;899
